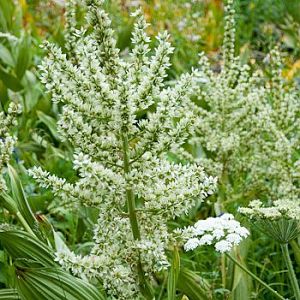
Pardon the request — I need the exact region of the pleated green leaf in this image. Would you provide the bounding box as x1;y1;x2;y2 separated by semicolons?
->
228;259;251;300
0;230;55;266
15;267;105;300
0;191;18;213
7;164;38;234
177;268;212;300
0;288;19;299
227;243;252;300
167;247;180;300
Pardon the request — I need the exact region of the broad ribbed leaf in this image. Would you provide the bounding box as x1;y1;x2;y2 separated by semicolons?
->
0;191;18;213
15;267;105;300
0;288;19;299
177;268;212;300
7;165;38;234
227;243;252;300
167;247;180;300
0;230;55;266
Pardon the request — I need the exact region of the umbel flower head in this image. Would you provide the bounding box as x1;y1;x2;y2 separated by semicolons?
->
239;200;300;243
179;0;300;207
180;213;249;253
29;0;216;298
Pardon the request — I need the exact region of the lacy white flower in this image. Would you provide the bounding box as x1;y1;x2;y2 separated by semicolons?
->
30;1;217;298
239;199;300;221
182;214;249;253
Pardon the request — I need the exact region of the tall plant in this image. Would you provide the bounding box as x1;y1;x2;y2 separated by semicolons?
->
30;1;216;298
181;0;300;212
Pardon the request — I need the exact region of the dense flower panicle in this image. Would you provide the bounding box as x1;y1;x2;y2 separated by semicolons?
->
31;1;217;298
181;214;249;253
0;102;21;191
180;0;300;206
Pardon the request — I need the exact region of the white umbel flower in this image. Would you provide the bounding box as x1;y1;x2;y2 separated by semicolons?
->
182;214;249;253
239;199;300;221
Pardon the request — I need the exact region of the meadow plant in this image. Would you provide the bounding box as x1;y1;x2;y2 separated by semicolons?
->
29;1;216;298
240;200;300;300
180;0;300;213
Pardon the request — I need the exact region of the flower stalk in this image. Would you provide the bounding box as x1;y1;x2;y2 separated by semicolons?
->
30;1;217;298
122;133;140;240
122;132;153;299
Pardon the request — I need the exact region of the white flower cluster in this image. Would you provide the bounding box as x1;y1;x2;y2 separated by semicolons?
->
182;214;249;253
239;199;300;221
30;1;217;298
180;0;300;207
0;102;21;191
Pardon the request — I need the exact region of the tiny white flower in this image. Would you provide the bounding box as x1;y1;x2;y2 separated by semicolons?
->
215;240;232;253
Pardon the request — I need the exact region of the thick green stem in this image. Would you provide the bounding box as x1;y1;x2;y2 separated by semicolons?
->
226;253;286;300
281;243;300;300
122;133;141;240
121;133;152;299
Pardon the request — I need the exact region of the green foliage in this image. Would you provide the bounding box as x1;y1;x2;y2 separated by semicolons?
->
0;289;19;300
0;0;298;299
167;248;180;300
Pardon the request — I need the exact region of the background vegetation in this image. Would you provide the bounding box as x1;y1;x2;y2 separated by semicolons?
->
0;0;299;299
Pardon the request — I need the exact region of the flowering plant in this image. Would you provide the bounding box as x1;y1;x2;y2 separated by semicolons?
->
29;1;216;298
179;0;300;214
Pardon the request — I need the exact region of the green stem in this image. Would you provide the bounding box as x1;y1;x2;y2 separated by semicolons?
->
281;243;300;300
221;254;226;288
121;133;152;299
16;211;35;236
122;133;141;240
226;253;286;300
